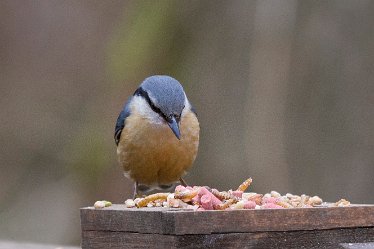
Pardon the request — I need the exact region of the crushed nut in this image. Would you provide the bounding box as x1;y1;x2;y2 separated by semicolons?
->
125;199;136;208
308;196;323;206
94;200;112;209
94;201;105;209
335;199;350;207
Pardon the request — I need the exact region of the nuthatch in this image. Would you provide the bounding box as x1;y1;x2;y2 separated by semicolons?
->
114;75;200;198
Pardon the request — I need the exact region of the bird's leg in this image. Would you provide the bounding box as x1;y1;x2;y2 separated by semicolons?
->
179;177;188;187
133;181;139;199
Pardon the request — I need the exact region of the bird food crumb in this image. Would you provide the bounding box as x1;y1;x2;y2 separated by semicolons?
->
335;199;350;207
125;199;136;208
94;200;112;209
122;177;350;211
137;193;169;207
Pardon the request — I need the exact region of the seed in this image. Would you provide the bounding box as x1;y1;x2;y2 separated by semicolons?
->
125;199;136;208
94;201;106;209
270;191;281;198
335;199;350;207
308;196;323;206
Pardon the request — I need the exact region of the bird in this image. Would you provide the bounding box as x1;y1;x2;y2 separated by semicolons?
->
114;75;200;198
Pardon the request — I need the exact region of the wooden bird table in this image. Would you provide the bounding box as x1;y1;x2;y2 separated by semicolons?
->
81;204;374;249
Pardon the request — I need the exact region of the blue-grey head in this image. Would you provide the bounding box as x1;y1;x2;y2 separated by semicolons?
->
134;75;186;139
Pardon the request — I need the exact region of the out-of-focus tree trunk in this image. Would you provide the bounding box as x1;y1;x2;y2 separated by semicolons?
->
243;0;298;193
285;1;374;203
180;1;256;189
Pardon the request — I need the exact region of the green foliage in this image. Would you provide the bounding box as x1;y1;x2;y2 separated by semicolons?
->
107;0;178;85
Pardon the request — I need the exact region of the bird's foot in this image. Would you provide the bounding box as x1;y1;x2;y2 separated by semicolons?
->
179;177;188;187
132;182;140;199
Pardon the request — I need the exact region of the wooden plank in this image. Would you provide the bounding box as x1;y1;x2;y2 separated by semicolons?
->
340;243;374;249
82;227;374;249
81;204;374;235
0;240;79;249
80;206;169;234
82;231;176;249
170;205;374;235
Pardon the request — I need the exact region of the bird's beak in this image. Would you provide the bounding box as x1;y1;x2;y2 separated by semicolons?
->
167;116;181;140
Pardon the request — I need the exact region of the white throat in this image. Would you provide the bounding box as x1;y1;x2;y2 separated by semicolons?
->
131;94;192;125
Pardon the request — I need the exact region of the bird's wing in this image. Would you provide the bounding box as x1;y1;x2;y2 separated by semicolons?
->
114;97;132;145
190;103;197;116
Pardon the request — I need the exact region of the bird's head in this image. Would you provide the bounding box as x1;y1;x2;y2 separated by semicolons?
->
133;75;186;139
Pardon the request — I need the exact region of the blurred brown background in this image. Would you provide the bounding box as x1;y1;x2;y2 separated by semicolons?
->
1;0;373;246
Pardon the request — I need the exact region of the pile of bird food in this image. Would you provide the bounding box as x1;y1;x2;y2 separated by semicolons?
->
108;178;351;211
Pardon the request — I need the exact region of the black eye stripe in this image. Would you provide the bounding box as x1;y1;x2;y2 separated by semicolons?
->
134;87;170;122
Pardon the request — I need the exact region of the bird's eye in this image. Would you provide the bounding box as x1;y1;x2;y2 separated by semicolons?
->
174;113;181;123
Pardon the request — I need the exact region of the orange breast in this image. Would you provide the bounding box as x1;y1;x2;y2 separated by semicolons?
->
117;110;199;185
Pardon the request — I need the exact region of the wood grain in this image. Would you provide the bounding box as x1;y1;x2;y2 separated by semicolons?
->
81;204;374;235
81;227;374;249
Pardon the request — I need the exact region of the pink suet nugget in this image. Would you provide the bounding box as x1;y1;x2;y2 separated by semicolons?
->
114;76;200;198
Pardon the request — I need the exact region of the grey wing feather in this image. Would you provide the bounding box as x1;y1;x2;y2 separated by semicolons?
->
114;97;132;145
